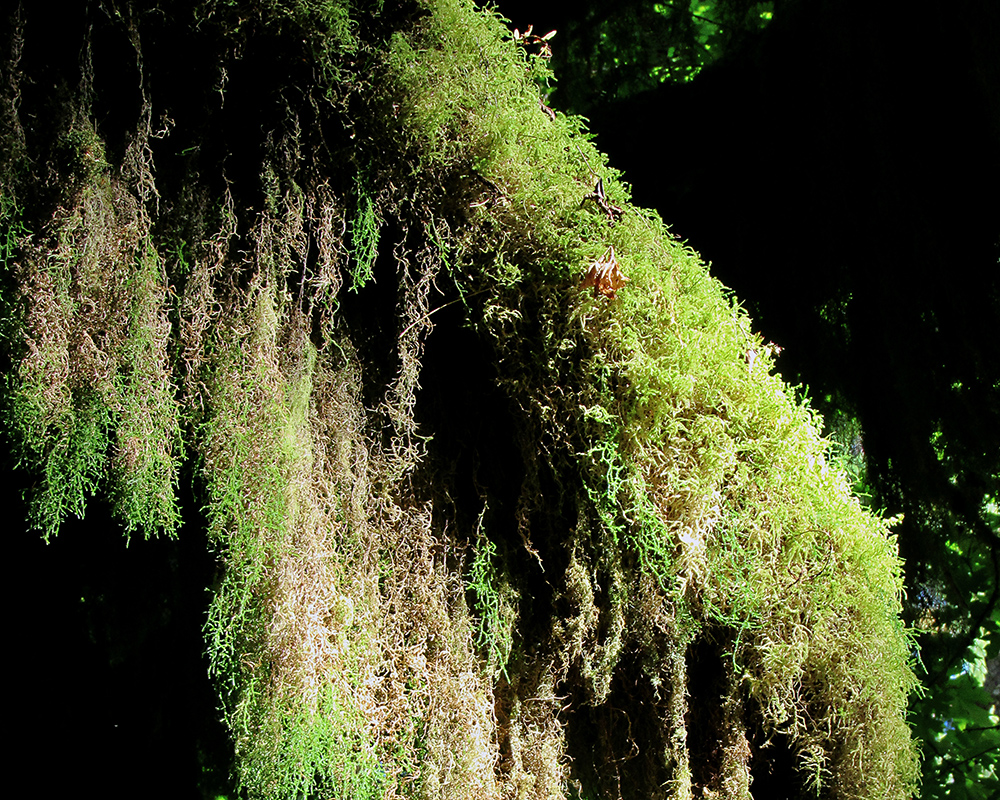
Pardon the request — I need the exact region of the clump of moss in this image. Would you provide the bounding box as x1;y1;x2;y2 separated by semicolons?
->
373;1;918;796
5;115;180;540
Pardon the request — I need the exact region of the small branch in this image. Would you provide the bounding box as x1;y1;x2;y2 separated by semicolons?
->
691;12;724;29
399;288;489;339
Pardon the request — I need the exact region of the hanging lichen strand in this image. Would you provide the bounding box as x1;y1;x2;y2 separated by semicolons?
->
0;1;918;799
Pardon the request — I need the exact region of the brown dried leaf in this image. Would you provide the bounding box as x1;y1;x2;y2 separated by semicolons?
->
581;246;628;299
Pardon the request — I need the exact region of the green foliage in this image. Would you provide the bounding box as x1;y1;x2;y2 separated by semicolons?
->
911;632;1000;800
0;188;29;403
549;0;777;113
109;239;184;537
905;489;1000;800
818;395;1000;799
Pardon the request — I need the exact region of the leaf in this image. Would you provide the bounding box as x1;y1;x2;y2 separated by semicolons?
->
580;246;628;299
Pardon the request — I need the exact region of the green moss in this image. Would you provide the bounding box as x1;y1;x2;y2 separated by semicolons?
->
468;503;519;681
347;177;381;292
378;1;917;794
5;160;181;540
2;0;918;797
11;384;113;539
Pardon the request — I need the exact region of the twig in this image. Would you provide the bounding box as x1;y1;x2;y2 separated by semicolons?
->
398;288;490;339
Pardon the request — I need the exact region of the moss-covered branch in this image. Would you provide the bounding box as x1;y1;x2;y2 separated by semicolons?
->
0;1;917;798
